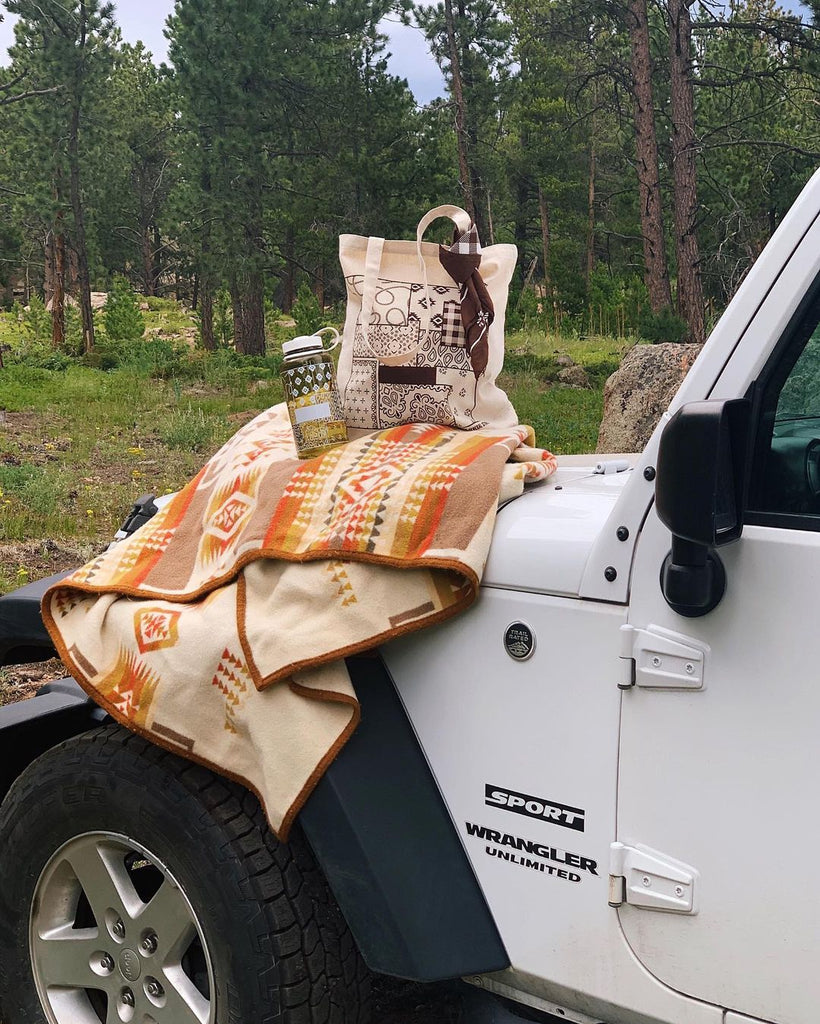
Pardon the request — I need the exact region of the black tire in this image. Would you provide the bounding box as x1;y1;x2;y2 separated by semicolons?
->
0;724;371;1024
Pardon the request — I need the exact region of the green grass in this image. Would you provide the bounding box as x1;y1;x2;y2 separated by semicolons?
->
143;295;199;339
0;304;630;581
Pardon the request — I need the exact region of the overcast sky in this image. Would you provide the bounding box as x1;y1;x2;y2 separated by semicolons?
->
0;0;448;105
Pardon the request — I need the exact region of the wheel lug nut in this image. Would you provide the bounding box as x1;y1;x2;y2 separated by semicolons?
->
121;987;135;1007
146;979;164;998
112;918;125;939
100;953;115;971
141;933;158;955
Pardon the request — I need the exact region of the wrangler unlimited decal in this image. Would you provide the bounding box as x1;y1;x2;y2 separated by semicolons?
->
485;784;586;832
465;821;598;884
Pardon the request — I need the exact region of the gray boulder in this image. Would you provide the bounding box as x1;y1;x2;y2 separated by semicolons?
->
557;364;592;389
596;342;702;454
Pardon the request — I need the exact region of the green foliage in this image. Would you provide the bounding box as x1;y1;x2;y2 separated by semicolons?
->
160;405;217;450
638;306;689;345
103;275;146;342
214;290;234;348
24;294;51;343
291;284;323;336
1;0;820;368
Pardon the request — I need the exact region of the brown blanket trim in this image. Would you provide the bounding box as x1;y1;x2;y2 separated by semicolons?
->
235;568;477;691
49;626;356;842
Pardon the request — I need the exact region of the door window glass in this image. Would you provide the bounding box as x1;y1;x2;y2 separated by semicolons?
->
751;294;820;519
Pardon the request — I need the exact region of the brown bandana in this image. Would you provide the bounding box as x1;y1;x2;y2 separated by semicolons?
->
438;222;494;379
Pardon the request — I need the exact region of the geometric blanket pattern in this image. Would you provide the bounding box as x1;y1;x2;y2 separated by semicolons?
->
43;403;556;838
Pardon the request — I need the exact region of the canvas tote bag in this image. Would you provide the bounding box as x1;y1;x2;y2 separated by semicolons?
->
337;204;518;431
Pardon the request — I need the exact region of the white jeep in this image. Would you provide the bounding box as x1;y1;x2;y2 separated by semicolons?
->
3;168;820;1024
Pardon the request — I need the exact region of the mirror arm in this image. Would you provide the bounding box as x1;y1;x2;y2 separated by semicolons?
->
661;537;726;618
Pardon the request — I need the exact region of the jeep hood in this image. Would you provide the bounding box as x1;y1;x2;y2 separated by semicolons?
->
483;454;638;597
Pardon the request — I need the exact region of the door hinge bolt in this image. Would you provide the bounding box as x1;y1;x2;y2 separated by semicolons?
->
651;656;662;668
642;875;651;887
685;663;695;674
675;885;684;897
608;874;626;907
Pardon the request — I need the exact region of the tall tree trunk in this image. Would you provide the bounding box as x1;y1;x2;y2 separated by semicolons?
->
586;138;596;286
199;279;215;350
627;0;672;313
141;225;154;297
445;0;477;227
316;264;325;310
52;221;66;349
153;224;163;295
513;134;529;286
283;225;295;313
68;10;94;356
68;108;94;352
538;185;551;297
669;0;705;343
230;271;265;356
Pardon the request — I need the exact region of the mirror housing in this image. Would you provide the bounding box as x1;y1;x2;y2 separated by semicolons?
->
655;399;751;616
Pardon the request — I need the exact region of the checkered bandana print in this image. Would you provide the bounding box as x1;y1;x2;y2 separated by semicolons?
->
440;300;464;347
449;225;482;256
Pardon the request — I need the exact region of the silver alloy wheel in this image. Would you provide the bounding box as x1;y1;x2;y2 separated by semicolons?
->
29;831;215;1024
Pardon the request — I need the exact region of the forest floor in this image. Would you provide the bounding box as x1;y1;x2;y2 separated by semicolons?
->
0;306;631;1021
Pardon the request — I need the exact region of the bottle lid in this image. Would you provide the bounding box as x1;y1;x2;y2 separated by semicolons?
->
282;334;324;357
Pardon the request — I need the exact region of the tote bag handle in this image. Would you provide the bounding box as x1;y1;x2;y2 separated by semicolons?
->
358;205;472;365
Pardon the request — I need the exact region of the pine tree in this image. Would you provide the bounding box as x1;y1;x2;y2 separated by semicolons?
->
3;0;116;352
103;274;145;342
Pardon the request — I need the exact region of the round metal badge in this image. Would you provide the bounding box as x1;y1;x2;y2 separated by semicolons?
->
504;621;535;661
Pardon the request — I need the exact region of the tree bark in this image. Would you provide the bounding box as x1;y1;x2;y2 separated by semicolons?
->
68;7;94;354
445;0;477;227
153;224;163;296
538;186;551;296
199;279;215;350
627;0;672;313
586;138;596;286
283;225;295;313
315;264;325;310
51;223;66;349
669;0;705;343
230;271;265;356
141;221;154;297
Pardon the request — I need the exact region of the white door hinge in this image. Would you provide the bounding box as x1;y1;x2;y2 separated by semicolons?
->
618;624;708;691
608;842;698;914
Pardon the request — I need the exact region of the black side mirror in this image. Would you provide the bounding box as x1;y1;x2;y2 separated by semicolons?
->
655;399;751;616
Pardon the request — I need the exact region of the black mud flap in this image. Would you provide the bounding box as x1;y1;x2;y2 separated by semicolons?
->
0;677;101;802
301;655;510;983
0;570;71;665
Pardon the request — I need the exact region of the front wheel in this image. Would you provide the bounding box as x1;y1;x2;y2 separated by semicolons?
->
0;725;370;1024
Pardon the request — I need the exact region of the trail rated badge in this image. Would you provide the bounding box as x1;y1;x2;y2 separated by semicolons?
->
504;621;535;661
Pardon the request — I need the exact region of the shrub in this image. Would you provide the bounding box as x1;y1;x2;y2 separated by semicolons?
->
638;305;689;344
291;283;323;336
161;405;216;450
23;294;51;344
214;290;233;347
104;276;146;343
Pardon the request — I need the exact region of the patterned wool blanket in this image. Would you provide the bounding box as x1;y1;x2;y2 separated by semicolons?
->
43;403;555;837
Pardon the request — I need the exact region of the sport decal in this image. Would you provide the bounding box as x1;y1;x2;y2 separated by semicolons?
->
485;784;586;832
